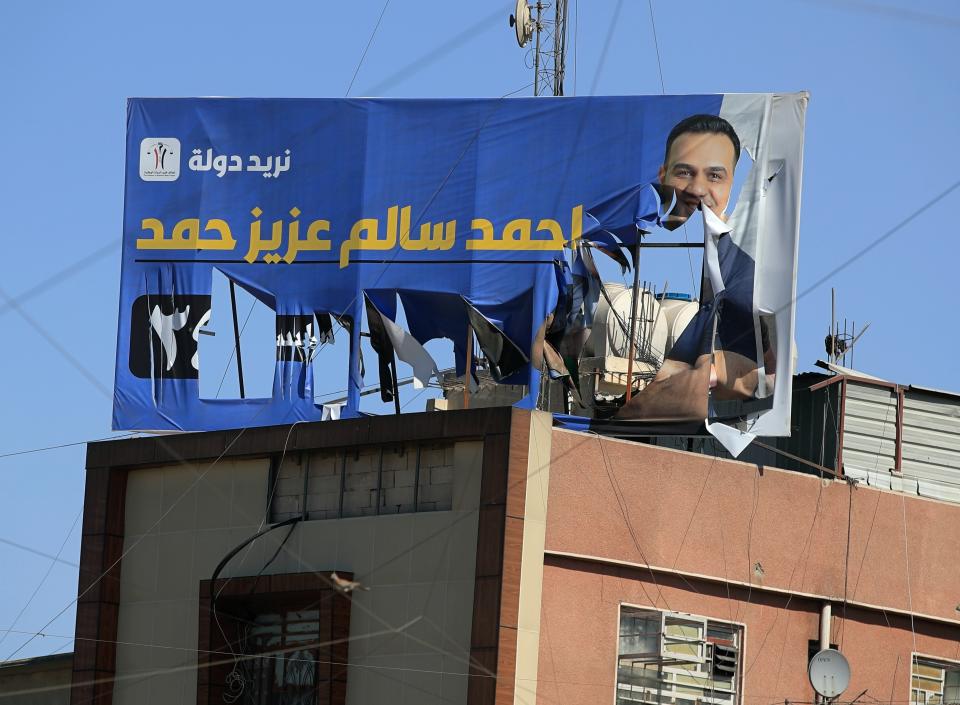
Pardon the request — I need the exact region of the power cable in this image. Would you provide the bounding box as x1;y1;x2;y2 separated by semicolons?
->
900;491;918;672
0;619;428;701
589;0;624;96
0;537;78;569
0;511;81;650
345;0;391;97
642;0;697;296
4;402;277;662
3;78;534;663
0;284;112;398
592;433;671;611
646;0;666;93
794;0;960;29
0;432;139;460
0;242;116;318
573;0;579;95
363;7;503;95
745;478;825;677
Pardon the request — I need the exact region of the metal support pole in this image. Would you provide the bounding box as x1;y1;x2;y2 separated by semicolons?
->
229;280;246;399
830;288;836;365
391;362;401;415
820;601;832;651
533;1;542;95
624;237;642;401
464;325;473;409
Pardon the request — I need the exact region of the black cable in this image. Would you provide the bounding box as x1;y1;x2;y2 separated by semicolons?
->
0;433;139;461
208;516;302;613
345;0;391;96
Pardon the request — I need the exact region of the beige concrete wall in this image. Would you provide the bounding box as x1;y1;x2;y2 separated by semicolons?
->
513;411;552;705
114;457;270;704
114;441;483;705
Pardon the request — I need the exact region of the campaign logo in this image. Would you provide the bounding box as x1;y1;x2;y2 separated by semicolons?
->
129;294;211;379
139;138;181;181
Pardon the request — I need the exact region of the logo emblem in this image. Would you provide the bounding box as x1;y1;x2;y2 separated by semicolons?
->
129;294;211;379
139;138;181;181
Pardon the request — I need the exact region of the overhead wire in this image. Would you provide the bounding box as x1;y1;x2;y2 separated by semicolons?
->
3;401;278;662
7;9;960;696
900;489;919;678
0;9;526;669
591;433;671;610
793;0;960;29
0;537;78;568
345;0;391;97
644;0;697;300
745;476;825;678
3;74;535;665
0;511;82;650
588;0;624;96
0;242;117;318
363;7;504;95
573;0;578;95
0;432;139;460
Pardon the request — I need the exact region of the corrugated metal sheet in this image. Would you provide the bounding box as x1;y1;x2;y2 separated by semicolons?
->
842;381;897;475
900;390;960;502
650;373;960;505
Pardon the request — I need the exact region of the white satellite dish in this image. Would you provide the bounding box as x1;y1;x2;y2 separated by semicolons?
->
808;649;851;699
509;0;533;47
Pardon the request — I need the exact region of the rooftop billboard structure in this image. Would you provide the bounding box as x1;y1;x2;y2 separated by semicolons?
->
113;93;807;449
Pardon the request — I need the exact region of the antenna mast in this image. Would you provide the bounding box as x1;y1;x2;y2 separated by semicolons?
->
510;0;569;96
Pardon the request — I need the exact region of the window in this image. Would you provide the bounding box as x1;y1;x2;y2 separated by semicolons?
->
912;656;960;705
269;442;455;523
197;573;351;705
617;606;742;705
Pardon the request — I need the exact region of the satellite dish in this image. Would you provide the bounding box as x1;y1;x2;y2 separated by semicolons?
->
809;649;851;699
509;0;533;47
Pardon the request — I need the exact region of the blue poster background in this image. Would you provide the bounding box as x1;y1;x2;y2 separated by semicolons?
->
115;95;721;431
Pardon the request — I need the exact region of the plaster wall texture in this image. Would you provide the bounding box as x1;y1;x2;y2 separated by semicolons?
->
112;441;483;705
536;558;960;705
546;429;960;621
537;429;960;703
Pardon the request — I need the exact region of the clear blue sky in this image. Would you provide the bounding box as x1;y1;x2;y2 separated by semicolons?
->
1;0;958;660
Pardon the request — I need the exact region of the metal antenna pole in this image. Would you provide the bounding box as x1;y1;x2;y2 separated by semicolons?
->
830;287;836;365
850;321;856;369
533;1;542;95
464;325;473;409
229;280;246;399
391;361;401;415
624;235;643;401
553;0;568;96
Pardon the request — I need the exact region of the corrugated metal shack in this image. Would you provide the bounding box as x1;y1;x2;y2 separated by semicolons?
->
658;364;960;504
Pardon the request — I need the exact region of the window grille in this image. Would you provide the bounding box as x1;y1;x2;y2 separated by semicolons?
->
912;656;960;705
617;607;742;705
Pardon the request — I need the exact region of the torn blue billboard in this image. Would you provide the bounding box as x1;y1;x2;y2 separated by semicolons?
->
114;93;806;442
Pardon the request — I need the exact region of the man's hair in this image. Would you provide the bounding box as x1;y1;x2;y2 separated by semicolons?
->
664;114;741;167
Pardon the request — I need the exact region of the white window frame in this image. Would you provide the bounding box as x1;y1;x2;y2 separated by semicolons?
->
911;653;960;705
614;603;745;705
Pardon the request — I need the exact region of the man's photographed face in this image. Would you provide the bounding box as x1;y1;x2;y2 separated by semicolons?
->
658;131;737;223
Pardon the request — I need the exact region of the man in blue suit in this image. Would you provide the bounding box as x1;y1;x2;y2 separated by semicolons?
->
617;114;774;422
